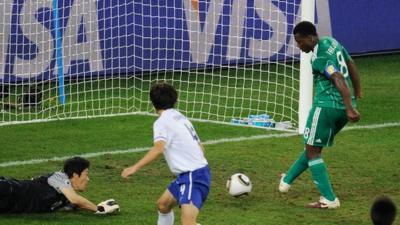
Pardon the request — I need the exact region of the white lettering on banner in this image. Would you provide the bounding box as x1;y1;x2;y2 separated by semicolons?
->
226;0;246;60
9;0;103;79
62;0;103;75
183;0;225;64
3;1;332;79
315;0;332;39
0;1;13;79
287;0;332;57
184;0;287;62
14;0;53;78
248;0;287;59
186;0;332;62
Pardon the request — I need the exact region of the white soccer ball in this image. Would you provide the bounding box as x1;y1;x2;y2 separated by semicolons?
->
226;173;252;197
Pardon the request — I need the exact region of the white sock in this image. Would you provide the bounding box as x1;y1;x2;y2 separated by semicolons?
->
157;210;174;225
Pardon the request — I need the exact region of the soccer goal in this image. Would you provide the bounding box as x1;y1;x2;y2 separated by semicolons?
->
0;0;313;131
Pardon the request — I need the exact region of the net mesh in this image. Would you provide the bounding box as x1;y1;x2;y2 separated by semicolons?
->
0;0;301;128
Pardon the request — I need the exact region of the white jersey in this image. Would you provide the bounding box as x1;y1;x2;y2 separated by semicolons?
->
153;109;208;175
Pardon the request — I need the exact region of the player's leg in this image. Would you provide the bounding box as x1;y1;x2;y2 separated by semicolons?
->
280;149;308;192
181;203;199;225
279;107;319;192
179;166;210;225
157;189;177;225
306;144;336;200
306;144;339;208
305;107;342;208
180;183;209;225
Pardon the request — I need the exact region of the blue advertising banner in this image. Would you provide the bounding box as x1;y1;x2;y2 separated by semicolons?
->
0;0;399;83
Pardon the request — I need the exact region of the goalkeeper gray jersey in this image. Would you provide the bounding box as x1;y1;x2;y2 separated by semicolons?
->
47;171;73;193
0;172;71;213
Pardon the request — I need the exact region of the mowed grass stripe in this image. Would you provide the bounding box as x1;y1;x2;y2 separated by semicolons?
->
1;121;399;168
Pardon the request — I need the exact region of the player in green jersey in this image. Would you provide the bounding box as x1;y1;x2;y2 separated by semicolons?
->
278;21;362;209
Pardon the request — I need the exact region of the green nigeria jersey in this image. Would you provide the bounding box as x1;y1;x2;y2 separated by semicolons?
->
311;36;356;109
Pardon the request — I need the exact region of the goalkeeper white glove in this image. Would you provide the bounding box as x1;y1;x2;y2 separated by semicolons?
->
95;199;120;214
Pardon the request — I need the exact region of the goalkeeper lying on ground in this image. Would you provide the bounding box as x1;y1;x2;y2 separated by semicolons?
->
0;156;119;214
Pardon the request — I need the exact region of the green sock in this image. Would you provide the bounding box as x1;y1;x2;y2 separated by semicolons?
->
308;158;336;201
284;150;308;184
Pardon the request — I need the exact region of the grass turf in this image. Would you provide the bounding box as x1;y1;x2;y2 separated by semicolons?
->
0;54;399;224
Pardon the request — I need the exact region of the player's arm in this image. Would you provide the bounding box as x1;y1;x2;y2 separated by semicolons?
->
60;188;97;212
342;47;362;99
330;72;360;122
121;140;165;179
346;60;362;99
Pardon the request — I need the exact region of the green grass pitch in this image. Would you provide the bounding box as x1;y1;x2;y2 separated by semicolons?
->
0;54;399;224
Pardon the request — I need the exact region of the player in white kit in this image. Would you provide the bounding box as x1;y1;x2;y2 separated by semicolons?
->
121;83;211;225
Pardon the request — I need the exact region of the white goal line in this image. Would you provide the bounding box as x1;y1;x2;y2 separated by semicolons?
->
0;122;399;168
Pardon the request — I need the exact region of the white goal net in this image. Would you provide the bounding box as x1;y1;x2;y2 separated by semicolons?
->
0;0;307;129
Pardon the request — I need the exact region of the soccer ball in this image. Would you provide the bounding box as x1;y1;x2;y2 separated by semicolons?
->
226;173;252;197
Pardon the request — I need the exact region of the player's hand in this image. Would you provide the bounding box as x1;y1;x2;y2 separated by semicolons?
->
121;167;136;179
95;199;120;214
346;108;360;122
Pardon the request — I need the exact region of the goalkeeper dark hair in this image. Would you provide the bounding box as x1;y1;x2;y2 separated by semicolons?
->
371;196;397;225
293;21;317;37
63;157;90;178
150;83;178;110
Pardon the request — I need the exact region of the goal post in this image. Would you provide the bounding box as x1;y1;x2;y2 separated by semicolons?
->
0;0;314;131
298;0;315;134
52;0;66;105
